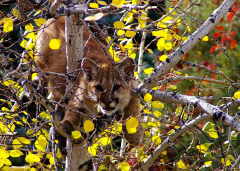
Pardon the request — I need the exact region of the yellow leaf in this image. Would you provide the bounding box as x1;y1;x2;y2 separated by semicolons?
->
31;73;39;81
159;54;168;62
25;153;41;164
97;0;107;5
233;90;240;99
202;122;219;139
49;38;61;50
113;21;125;29
11;8;21;18
0;149;9;158
88;143;98;156
196;143;212;153
71;130;82;139
25;32;37;41
126;117;139;134
118;161;130;171
0;18;14;32
96;137;111;146
39;111;51;120
20;39;35;50
84;120;95;133
165;42;173;51
151;101;164;109
176;159;188;169
144;93;152;102
34;18;46;27
221;155;234;166
203;160;212;167
98;164;107;171
89;2;99;8
153;111;162;117
117;30;125;36
202;36;209;41
9;150;24;158
84;13;105;21
35;134;48;152
25;23;34;32
111;0;125;8
151;135;161;145
125;30;136;38
143;67;154;75
156;38;166;51
2;158;11;166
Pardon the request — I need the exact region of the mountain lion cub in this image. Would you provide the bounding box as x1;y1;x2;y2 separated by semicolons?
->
35;16;143;147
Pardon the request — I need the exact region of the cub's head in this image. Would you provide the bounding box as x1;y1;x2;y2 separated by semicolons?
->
81;58;135;116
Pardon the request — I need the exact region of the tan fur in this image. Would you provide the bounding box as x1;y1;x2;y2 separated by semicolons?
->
35;16;143;170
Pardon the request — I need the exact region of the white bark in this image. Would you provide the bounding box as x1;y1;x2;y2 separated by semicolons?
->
140;88;240;131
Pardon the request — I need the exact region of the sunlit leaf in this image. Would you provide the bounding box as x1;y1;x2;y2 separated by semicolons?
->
143;67;154;75
83;120;95;133
34;18;46;27
35;134;48;152
151;135;161;145
88;143;98;156
233;90;240;99
31;73;39;81
221;155;234;166
96;136;111;146
202;122;219;139
156;38;166;51
97;0;107;5
125;30;136;38
11;8;21;18
203;160;212;167
126;117;139;134
113;21;125;29
49;38;61;50
25;23;34;32
151;101;164;109
144;93;152;102
39;111;51;120
159;54;168;62
0;18;14;32
176;159;188;169
111;0;125;8
196;143;212;153
9;150;24;158
117;30;125;36
71;130;82;139
118;161;130;171
25;153;41;164
202;36;209;41
0;149;9;158
89;2;99;8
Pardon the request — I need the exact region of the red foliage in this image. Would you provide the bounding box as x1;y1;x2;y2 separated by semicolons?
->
226;12;235;22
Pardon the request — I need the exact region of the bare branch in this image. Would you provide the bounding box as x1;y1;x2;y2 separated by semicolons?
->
139;88;240;131
143;0;236;87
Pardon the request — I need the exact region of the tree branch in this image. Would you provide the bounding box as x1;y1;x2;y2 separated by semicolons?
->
143;0;236;87
139;88;240;131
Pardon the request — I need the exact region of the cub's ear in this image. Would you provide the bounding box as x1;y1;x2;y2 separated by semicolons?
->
116;58;135;80
81;58;99;81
